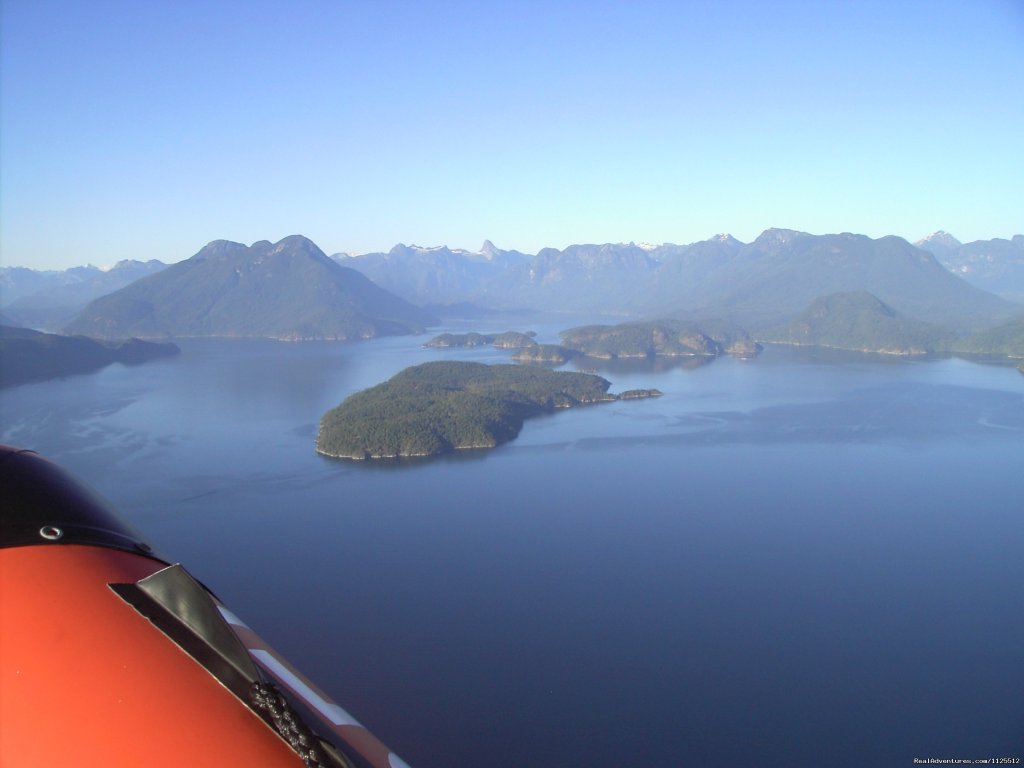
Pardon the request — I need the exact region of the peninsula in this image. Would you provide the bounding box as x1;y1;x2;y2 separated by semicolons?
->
316;360;660;460
0;325;180;388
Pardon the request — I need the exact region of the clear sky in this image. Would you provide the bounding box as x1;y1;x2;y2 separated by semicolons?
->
2;0;1022;270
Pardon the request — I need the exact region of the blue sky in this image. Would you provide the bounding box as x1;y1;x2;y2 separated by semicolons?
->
2;0;1022;269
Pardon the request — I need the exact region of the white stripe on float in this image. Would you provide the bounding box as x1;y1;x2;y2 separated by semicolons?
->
216;605;251;629
251;649;363;728
389;754;413;768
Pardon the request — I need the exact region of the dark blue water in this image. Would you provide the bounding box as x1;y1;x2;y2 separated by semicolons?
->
3;332;1023;767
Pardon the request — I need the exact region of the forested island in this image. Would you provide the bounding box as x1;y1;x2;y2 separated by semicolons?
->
512;344;576;363
418;310;1024;364
424;332;495;348
316;360;660;460
424;330;537;348
425;321;761;364
560;321;731;359
760;292;951;355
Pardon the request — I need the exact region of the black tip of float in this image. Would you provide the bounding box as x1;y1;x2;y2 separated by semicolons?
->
0;445;159;558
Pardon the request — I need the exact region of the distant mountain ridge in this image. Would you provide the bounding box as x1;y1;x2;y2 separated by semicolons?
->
0;259;168;330
64;235;433;340
915;231;1024;303
333;241;532;308
11;228;1021;342
339;229;1017;331
914;231;963;262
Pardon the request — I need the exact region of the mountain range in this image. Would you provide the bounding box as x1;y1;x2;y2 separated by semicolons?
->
914;231;1024;303
0;259;168;330
334;240;532;309
63;236;432;340
3;228;1022;358
336;229;1019;331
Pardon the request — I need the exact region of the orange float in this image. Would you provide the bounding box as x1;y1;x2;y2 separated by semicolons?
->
0;446;411;768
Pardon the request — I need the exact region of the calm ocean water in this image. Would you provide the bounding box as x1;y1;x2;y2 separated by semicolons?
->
3;328;1023;767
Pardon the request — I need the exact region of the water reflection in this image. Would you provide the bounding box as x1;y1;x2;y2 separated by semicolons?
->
569;353;716;375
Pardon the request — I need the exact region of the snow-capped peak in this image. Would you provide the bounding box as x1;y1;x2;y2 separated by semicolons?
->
916;230;961;248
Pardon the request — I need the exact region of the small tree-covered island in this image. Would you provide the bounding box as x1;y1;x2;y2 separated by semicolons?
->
316;360;661;460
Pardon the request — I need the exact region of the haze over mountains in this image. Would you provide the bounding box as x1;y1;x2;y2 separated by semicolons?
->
915;231;1024;303
338;229;1018;331
2;228;1022;359
0;259;167;329
5;231;1021;325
